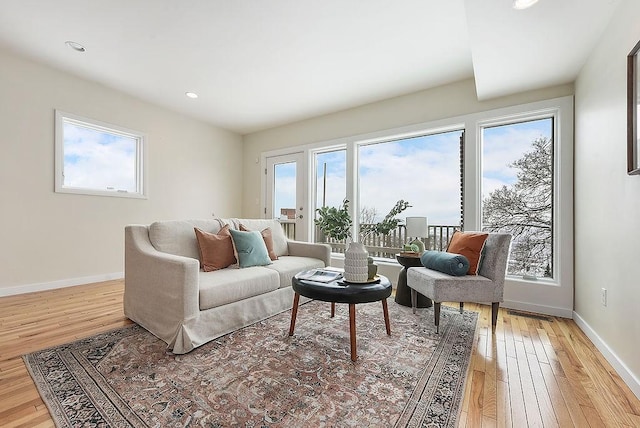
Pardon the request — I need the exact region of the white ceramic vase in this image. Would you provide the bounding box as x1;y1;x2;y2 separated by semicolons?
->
344;241;369;283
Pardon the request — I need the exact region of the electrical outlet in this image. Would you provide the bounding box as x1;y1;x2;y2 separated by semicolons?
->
601;288;607;306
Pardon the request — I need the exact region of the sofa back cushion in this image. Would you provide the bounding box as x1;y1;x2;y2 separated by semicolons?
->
148;218;289;259
149;219;230;259
232;219;289;257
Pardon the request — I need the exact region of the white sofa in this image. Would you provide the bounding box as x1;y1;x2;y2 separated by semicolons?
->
124;218;331;354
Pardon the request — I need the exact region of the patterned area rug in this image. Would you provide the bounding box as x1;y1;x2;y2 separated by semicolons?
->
24;299;477;427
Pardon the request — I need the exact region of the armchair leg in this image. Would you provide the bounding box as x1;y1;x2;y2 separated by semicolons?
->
459;302;464;314
434;302;441;334
411;289;417;314
491;302;500;332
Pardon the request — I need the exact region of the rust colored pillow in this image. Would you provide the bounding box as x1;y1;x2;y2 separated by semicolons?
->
446;231;489;275
240;224;278;260
194;225;237;271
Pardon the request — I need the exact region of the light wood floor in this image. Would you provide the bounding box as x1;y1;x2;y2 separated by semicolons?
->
1;280;639;427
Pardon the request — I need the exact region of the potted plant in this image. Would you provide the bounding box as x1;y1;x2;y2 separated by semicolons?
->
314;198;353;242
315;199;411;282
359;199;411;241
315;198;412;243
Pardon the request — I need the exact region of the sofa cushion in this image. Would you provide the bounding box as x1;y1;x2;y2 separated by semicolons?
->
447;231;489;275
194;225;236;271
420;250;469;276
149;219;233;259
240;224;278;260
232;219;289;257
199;267;280;310
264;256;325;288
229;229;273;268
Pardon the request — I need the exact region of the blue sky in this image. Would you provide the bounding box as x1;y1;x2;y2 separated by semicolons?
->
273;119;552;227
63;121;137;192
482;118;552;199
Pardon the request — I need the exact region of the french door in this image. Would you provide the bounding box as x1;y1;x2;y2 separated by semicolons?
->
265;152;307;241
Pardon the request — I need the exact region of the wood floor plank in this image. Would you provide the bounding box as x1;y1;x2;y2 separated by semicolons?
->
526;353;558;428
496;379;512;428
538;361;575;428
509;314;523;344
1;282;639;427
506;355;527;426
482;350;498;420
466;370;485;427
502;316;517;359
555;319;639;427
514;341;543;427
482;415;497;428
529;325;549;365
554;374;592;427
458;410;468;428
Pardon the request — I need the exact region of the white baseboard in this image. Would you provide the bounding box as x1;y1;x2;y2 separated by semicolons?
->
502;299;574;318
0;272;124;297
573;311;640;400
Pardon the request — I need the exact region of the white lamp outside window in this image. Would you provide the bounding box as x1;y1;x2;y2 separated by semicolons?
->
405;217;428;253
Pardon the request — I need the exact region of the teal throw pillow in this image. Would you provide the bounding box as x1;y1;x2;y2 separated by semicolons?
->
229;229;272;268
420;250;470;276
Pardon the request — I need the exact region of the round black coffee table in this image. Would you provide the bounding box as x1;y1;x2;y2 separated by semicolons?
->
395;254;432;308
289;273;392;362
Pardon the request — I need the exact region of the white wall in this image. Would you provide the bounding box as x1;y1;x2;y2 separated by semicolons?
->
574;0;640;396
0;48;243;295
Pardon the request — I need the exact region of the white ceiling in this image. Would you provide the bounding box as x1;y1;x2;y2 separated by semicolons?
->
0;0;621;134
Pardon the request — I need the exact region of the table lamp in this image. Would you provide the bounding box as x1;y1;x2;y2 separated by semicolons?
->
405;216;428;253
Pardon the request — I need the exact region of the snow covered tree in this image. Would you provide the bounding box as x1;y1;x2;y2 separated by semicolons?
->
482;137;553;277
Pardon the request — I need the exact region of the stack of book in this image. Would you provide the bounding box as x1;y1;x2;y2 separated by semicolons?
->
298;268;343;283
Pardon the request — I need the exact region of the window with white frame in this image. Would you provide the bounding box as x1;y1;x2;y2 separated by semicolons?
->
310;129;464;260
482;117;554;278
265;96;573;314
315;148;347;212
267;96;572;285
357;130;464;258
54;110;145;198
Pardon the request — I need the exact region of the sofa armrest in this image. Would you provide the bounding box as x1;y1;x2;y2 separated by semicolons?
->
287;240;332;267
124;225;200;334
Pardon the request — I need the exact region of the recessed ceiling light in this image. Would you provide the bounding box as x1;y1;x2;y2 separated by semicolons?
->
513;0;539;9
65;41;86;52
185;92;199;99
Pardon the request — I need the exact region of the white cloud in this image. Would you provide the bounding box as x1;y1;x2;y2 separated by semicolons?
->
358;134;462;225
63;123;137;191
482;121;551;184
271;121;551;228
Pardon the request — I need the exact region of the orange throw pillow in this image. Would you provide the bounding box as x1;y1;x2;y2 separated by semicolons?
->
446;231;489;275
239;224;278;260
194;225;237;271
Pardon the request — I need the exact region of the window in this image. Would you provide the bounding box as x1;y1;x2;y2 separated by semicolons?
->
309;130;464;259
273;161;297;219
314;148;347;212
482;118;554;278
312;148;347;245
358;131;464;258
55;111;145;198
263;95;573;315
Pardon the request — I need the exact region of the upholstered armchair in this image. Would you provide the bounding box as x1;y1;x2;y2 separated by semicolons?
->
407;233;512;333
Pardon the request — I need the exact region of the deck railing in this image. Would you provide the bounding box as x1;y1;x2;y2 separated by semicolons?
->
277;220;461;259
279;220;296;240
313;223;462;259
